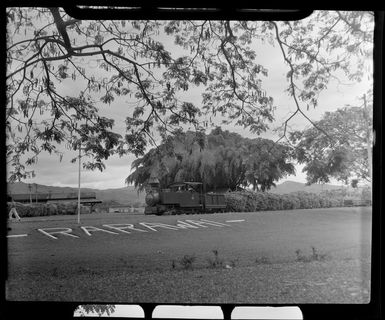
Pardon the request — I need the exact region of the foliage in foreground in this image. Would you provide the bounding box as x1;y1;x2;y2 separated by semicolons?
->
6;9;374;183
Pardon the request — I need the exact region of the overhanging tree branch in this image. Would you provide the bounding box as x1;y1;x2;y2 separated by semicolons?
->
271;21;334;143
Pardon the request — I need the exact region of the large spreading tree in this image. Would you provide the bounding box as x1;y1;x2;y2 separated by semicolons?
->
289;93;373;185
6;9;374;182
126;127;295;192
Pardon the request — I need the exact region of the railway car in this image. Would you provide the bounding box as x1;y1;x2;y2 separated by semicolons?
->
144;180;227;215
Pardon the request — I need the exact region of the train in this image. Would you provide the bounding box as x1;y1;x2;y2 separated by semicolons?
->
144;180;227;215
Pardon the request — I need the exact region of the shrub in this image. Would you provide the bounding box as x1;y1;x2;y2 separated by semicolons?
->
295;247;328;262
206;250;224;268
6;202;90;218
179;255;196;269
224;190;345;212
225;192;248;212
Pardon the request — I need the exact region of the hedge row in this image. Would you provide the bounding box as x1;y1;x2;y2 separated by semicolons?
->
7;202;90;218
224;190;345;212
7;190;367;218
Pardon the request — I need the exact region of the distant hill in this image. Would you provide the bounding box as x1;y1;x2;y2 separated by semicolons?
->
7;182;83;194
93;187;145;205
270;181;343;194
7;182;145;205
6;180;350;204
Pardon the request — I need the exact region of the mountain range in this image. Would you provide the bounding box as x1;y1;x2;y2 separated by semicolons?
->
7;181;346;205
269;180;344;194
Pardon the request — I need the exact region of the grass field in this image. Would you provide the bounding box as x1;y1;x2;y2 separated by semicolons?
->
6;207;372;303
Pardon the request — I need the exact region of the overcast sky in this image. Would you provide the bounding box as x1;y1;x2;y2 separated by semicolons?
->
7;12;373;190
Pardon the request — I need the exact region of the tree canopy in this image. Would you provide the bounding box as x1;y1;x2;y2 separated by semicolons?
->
6;9;374;182
126;127;295;192
289;94;373;185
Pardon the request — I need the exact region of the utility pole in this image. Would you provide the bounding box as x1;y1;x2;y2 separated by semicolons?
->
28;184;32;204
77;143;81;224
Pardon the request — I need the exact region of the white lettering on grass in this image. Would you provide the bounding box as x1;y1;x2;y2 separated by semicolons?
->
103;224;148;234
38;228;79;240
200;219;231;226
80;226;119;236
37;219;231;240
7;234;28;238
184;219;231;228
139;222;181;232
175;220;200;229
225;219;245;223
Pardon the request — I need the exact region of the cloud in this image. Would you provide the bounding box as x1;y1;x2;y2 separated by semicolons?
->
13;151;136;189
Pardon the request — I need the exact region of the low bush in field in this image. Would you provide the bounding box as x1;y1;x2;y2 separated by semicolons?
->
206;250;224;269
178;255;196;269
7;202;90;218
224;190;345;212
295;247;328;262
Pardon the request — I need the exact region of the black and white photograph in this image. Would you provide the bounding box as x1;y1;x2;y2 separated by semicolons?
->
4;7;377;317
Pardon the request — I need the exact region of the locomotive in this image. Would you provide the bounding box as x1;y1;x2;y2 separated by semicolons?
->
144;179;227;215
